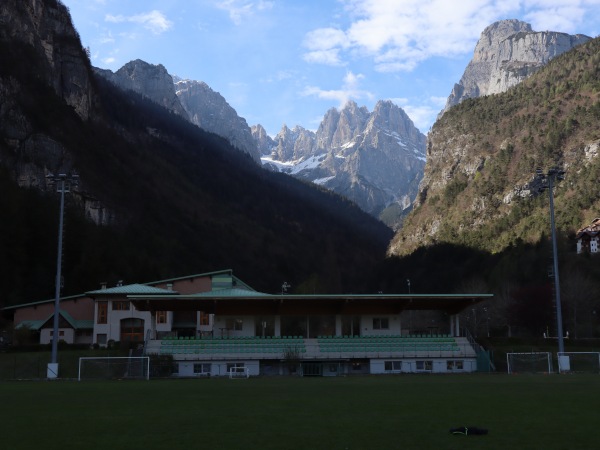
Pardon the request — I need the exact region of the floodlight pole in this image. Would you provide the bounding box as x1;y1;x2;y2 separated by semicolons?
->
537;168;565;354
48;173;78;378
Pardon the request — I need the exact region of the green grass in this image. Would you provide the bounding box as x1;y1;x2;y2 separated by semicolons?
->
2;374;600;450
0;349;129;380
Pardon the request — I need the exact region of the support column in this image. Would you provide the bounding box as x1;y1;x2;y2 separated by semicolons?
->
150;311;157;340
449;315;455;337
274;316;281;337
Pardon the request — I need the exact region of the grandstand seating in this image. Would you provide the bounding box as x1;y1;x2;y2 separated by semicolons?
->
158;336;306;356
154;335;465;358
316;335;460;354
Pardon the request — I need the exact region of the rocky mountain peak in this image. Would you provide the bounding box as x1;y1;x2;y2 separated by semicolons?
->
100;59;189;119
257;99;426;221
95;62;260;163
269;124;316;162
175;79;260;162
250;124;274;156
441;19;591;115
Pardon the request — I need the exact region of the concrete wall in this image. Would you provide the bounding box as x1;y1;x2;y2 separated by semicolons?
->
370;358;477;374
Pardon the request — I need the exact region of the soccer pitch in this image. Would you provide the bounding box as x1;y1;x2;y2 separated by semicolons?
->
3;374;599;450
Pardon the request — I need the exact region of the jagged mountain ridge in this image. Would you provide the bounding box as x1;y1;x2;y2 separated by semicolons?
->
441;19;591;116
98;58;425;221
95;60;189;119
95;61;261;163
255;100;426;220
175;78;260;162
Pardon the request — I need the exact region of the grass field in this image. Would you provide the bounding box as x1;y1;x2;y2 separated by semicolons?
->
2;374;599;450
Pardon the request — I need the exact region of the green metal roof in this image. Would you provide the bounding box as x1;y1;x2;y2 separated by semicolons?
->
86;284;178;296
1;269;249;311
16;320;45;330
196;288;270;298
1;293;86;311
15;310;94;330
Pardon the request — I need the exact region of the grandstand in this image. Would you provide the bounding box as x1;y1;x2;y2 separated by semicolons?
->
144;334;477;376
132;281;489;377
3;269;491;377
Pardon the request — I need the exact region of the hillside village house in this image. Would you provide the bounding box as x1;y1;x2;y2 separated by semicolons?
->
2;269;492;376
576;218;600;254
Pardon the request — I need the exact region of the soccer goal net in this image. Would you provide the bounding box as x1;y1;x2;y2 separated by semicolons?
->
557;352;600;374
78;357;150;381
506;352;552;374
228;366;250;379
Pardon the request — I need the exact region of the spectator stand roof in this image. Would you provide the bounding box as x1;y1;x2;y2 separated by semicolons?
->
129;289;493;316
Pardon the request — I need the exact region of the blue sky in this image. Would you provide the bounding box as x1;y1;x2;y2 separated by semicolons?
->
62;0;600;136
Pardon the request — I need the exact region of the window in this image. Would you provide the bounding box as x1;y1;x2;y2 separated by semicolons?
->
120;318;144;342
226;318;243;331
373;318;389;330
226;363;245;374
416;360;432;371
199;312;210;326
96;333;107;345
447;360;464;371
384;361;402;372
194;363;211;375
112;301;130;311
97;302;107;324
156;311;167;324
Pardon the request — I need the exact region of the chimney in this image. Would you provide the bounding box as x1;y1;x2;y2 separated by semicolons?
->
100;282;107;290
116;280;123;287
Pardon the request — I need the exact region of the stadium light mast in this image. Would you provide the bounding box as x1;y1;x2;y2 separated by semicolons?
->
536;167;565;355
47;172;78;379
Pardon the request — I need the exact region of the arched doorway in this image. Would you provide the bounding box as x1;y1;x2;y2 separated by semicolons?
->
120;318;145;343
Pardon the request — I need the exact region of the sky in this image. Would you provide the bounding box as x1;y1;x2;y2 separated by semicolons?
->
61;0;600;136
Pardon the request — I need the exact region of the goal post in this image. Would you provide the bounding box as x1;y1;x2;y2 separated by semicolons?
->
506;352;552;374
557;352;600;374
78;357;150;381
228;366;250;379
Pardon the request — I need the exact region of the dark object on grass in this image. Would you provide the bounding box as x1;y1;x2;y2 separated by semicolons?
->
450;426;488;435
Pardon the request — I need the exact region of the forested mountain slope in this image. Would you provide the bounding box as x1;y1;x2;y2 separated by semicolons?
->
390;36;600;257
0;0;392;305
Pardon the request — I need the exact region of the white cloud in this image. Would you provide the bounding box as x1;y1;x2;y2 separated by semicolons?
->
302;27;349;66
215;0;274;25
391;96;448;132
303;0;596;72
98;30;115;44
105;10;173;35
303;49;345;66
302;71;374;108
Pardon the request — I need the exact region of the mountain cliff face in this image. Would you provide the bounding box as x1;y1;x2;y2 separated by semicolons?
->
175;79;260;162
256;100;426;220
95;60;188;119
95;63;260;162
0;0;114;223
0;0;93;121
441;19;591;115
390;36;600;256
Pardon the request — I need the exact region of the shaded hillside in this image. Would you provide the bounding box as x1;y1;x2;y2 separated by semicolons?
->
391;36;600;257
0;0;392;305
